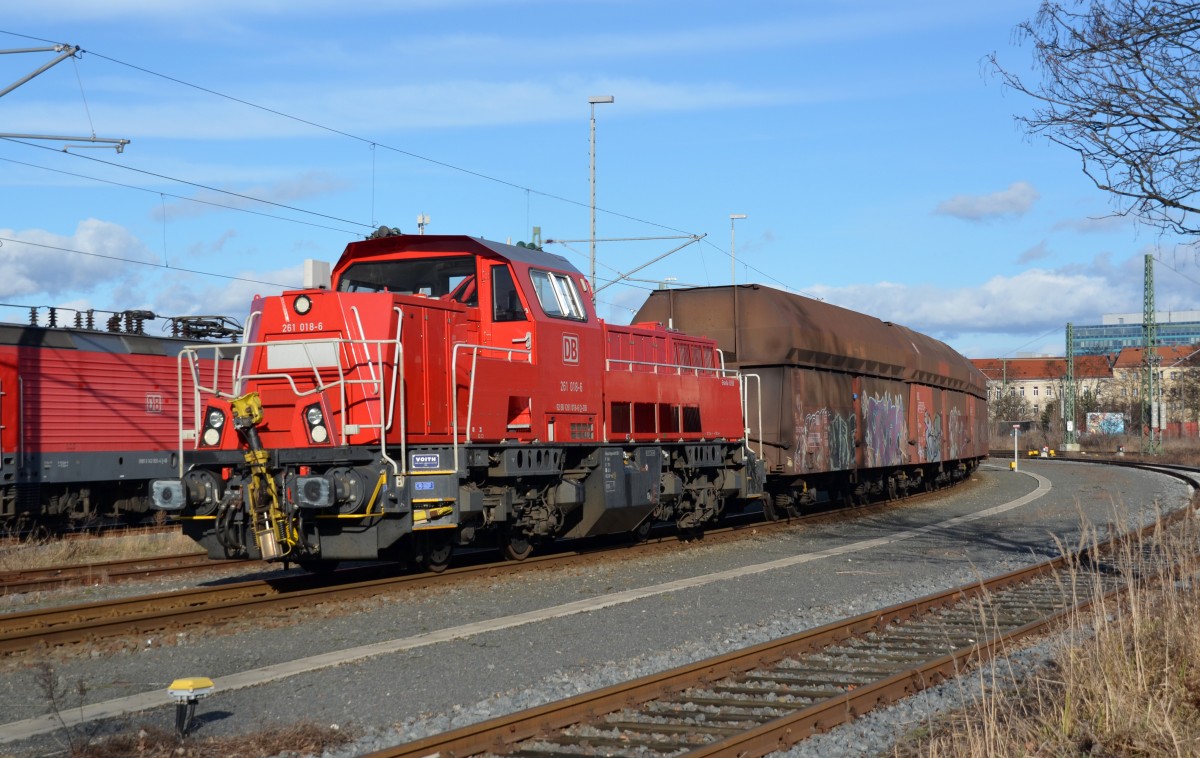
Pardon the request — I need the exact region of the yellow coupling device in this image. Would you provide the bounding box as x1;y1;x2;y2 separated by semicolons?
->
230;392;295;560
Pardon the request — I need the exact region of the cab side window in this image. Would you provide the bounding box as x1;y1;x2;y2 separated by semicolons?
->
529;270;587;321
492;265;526;322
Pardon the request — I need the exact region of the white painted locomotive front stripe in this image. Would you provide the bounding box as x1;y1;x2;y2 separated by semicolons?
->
0;466;1050;744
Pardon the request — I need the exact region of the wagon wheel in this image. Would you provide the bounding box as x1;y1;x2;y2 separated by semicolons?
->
766;493;800;521
762;497;780;522
681;524;705;542
418;532;454;573
886;477;899;501
630;518;653;542
502;533;534;561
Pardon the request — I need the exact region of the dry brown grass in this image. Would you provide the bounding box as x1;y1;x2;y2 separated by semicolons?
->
897;509;1200;756
0;529;200;572
66;722;354;758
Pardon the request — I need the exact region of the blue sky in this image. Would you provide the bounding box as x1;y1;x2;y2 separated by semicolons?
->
2;0;1197;359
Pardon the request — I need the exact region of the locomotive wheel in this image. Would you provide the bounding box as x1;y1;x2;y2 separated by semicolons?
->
418;533;454;573
502;533;534;561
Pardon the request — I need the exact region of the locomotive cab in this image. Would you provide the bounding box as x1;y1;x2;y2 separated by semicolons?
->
153;233;762;568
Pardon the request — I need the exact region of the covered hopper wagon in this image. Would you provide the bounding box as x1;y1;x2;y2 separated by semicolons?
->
634;284;989;517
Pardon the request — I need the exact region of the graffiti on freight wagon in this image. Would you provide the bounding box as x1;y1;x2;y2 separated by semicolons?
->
796;405;855;472
946;406;967;461
863;392;907;468
919;408;942;462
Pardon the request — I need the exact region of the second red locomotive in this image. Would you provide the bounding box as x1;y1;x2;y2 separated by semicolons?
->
152;232;764;569
0;312;240;528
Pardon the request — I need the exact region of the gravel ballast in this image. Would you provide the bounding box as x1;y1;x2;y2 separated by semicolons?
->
0;459;1189;757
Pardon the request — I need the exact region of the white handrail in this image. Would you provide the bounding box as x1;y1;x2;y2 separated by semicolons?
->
383;307;403;479
235;310;262;396
451;343;532;471
348;305;381;395
604;357;733;377
740;372;763;459
174;335;406;478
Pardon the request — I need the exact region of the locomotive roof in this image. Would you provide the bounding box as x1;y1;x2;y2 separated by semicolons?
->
633;284;987;397
0;322;229;356
334;234;578;274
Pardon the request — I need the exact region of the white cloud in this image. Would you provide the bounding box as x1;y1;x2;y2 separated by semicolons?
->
0;219;158;300
934;181;1039;221
148;263;305;320
806;260;1144;353
0;220;310;322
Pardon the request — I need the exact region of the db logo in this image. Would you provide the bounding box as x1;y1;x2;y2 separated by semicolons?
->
562;333;580;365
145;393;163;414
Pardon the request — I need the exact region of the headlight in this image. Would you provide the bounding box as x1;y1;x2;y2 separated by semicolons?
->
206;408;225;429
304;403;328;444
201;407;226;447
294;294;313;315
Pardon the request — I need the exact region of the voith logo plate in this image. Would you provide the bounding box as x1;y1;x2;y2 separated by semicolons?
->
411;453;441;470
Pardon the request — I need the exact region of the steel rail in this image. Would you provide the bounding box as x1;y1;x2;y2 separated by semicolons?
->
363;464;1200;758
0;517;790;655
0;473;976;656
0;552;243;594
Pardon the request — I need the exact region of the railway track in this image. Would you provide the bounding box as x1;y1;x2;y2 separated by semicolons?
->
0;523;180;546
0;478;977;656
362;462;1200;758
0;520;804;655
0;552;245;595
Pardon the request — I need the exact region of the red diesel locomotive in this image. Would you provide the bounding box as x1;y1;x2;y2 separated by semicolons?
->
152;232;764;569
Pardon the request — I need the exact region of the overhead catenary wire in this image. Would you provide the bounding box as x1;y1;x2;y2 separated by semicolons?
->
4;137;373;230
0;28;815;309
0;155;362;235
0;29;699;239
0;235;299;289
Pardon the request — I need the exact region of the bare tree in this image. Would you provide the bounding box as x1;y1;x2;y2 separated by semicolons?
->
991;1;1200;235
990;390;1033;423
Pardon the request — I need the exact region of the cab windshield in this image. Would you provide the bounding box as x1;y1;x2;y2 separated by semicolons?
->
337;256;477;305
